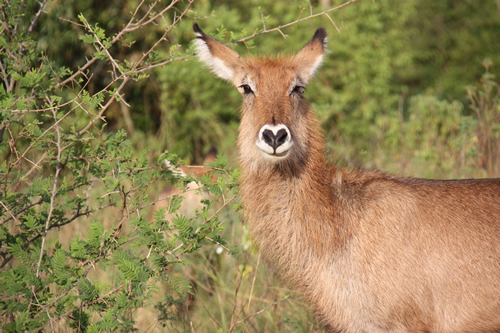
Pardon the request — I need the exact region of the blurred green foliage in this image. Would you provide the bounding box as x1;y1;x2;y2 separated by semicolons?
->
20;0;500;169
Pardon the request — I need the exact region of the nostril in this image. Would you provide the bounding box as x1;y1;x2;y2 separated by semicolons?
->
262;129;275;147
275;129;288;147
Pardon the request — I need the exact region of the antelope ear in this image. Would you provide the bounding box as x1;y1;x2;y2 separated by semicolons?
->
294;28;327;84
193;23;241;82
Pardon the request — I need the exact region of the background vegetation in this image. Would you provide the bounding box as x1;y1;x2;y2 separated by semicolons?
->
1;0;499;331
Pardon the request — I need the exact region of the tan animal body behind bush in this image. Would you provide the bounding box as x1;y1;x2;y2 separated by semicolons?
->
193;24;500;332
151;148;218;222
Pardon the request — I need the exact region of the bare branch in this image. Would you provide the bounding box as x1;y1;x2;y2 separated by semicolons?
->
228;0;359;45
0;200;20;224
121;0;180;35
27;0;48;34
0;59;9;89
325;12;341;33
277;28;287;39
340;9;348;31
35;100;64;278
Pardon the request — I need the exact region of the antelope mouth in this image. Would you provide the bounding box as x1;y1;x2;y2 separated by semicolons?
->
272;150;289;157
258;148;291;162
260;148;290;157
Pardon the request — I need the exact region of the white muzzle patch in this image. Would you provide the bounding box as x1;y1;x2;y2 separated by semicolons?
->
255;124;293;162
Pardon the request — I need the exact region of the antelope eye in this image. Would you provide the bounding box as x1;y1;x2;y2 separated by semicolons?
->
238;84;253;95
292;85;305;96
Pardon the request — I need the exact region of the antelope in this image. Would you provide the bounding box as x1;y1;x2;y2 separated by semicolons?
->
193;23;500;332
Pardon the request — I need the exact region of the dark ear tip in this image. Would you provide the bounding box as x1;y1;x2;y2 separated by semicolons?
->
313;28;327;42
193;23;203;34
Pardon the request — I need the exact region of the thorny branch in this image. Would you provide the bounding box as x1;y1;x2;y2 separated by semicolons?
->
28;0;48;34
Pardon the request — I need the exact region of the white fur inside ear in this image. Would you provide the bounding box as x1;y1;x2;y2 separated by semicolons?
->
308;54;324;77
194;38;234;81
212;58;234;80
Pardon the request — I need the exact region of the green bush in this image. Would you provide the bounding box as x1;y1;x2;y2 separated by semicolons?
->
0;1;241;331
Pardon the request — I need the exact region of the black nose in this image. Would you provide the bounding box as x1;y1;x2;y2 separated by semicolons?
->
262;129;288;151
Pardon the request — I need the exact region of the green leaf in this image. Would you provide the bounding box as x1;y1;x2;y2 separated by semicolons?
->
172;215;192;235
87;221;104;246
7;243;31;265
87;323;103;333
113;250;151;282
70;237;86;260
169;276;193;299
76;278;98;302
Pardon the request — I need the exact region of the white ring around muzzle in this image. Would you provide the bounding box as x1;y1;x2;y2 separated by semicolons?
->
255;124;294;162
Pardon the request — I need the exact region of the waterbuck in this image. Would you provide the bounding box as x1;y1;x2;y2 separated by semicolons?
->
193;23;500;332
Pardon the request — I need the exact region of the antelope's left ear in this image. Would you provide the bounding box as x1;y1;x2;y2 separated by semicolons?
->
294;28;327;84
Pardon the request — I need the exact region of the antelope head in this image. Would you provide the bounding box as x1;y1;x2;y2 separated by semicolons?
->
193;24;327;165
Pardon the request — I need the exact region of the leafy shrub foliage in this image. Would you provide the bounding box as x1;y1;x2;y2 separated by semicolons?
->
0;1;242;331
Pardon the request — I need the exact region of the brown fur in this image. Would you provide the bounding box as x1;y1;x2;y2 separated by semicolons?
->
193;24;500;332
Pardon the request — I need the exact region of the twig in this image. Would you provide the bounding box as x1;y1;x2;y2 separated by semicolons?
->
233;294;291;327
27;0;48;34
74;77;130;136
340;9;348;31
277;28;287;39
0;199;43;226
0;59;9;90
122;0;180;34
35;103;64;278
79;15;123;77
325;12;341;34
204;236;230;252
0;200;20;225
247;252;261;311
